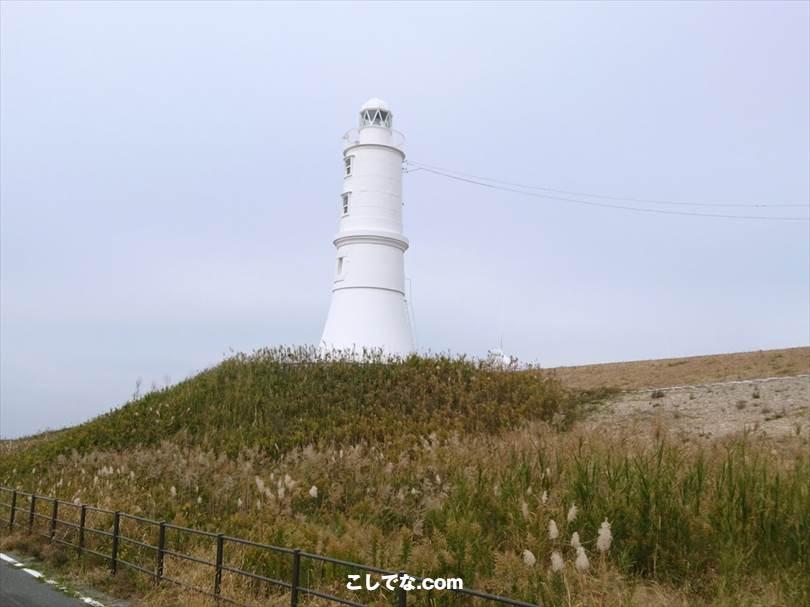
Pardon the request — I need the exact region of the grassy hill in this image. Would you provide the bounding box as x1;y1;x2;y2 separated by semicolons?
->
0;348;582;473
1;348;808;607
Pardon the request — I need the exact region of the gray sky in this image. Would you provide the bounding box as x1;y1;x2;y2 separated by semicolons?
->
2;1;808;438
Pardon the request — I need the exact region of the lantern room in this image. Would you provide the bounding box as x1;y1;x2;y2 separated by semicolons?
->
359;98;393;129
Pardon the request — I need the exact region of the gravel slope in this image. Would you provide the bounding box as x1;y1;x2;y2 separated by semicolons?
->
548;346;809;391
583;374;810;440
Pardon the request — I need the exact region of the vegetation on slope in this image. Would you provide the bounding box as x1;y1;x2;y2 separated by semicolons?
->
0;348;579;473
1;349;808;606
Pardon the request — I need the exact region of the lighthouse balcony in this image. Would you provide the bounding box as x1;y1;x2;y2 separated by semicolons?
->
343;127;406;151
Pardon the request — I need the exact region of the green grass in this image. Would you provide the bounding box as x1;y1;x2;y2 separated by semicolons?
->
0;348;577;472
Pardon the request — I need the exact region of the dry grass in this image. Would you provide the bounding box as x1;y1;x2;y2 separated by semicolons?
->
1;349;808;606
2;422;808;606
544;347;809;391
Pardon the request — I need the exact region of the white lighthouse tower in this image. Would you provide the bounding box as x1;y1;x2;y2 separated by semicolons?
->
320;98;415;357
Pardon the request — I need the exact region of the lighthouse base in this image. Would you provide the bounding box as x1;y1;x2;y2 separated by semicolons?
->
320;288;414;358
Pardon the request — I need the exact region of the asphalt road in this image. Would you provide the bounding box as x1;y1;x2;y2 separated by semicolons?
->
0;559;86;607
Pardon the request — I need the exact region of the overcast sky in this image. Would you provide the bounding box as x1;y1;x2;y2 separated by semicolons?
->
1;1;808;438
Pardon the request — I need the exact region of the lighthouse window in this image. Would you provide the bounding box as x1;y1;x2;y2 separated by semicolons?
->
342;192;351;215
360;109;392;128
336;257;344;276
344;155;353;177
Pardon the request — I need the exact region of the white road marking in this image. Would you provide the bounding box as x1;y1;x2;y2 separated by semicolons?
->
1;552;107;606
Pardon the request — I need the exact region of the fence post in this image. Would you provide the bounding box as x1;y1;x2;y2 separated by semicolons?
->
110;511;120;574
49;499;58;541
155;521;166;583
8;490;16;531
214;533;224;599
28;495;36;534
397;571;407;607
78;505;86;556
290;549;301;607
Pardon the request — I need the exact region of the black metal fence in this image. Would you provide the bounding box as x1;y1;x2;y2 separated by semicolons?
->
0;486;536;607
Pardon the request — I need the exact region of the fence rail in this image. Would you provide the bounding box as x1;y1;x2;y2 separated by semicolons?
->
0;486;537;607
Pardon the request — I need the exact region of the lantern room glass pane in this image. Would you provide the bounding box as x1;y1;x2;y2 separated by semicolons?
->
360;108;392;128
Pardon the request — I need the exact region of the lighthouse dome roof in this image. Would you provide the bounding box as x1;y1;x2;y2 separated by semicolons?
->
361;97;390;111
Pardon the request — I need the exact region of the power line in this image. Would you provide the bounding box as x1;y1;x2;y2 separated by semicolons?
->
404;163;810;221
406;159;810;209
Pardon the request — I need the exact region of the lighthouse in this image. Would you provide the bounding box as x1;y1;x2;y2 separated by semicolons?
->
320;99;415;357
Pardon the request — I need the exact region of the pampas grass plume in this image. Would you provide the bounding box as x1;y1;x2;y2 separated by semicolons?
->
548;519;559;540
597;519;613;553
575;546;589;572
